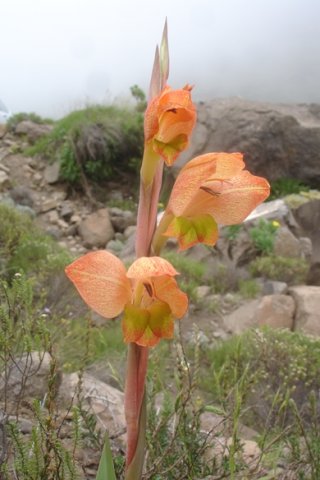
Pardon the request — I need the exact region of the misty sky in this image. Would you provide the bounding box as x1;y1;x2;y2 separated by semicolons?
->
2;0;320;118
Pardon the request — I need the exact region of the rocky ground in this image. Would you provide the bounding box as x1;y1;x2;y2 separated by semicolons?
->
1;119;320;479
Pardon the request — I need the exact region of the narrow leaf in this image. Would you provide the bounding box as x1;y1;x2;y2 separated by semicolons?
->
95;433;116;480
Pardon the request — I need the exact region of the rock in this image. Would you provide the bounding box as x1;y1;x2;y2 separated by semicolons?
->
70;214;82;224
123;225;136;239
59;202;74;220
15;120;53;144
78;208;114;248
0;171;10;190
40;198;61;213
44;160;60;184
9;186;34;207
307;262;320;286
176;98;320;187
273;226;302;258
58;372;125;443
223;294;295;333
47;210;60;224
195;285;211;300
291;199;320;262
245;199;289;223
289;286;320;335
256;294;295;329
0;352;60;402
299;237;313;260
223;300;260;334
262;280;288;295
109;207;136;233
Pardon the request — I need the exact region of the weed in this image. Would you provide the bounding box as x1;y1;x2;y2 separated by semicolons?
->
250;255;308;284
7;112;53;131
26;104;144;188
238;279;261;299
249;219;279;254
269;178;310;200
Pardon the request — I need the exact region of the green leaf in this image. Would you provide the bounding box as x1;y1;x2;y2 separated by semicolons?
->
95;433;116;480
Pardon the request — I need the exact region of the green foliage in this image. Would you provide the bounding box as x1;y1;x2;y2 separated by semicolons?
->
269;178;310;200
249;219;279;254
0;203;70;281
130;84;147;112
26;104;144;186
225;224;242;241
238;279;261;298
163;251;207;305
250;255;309;284
7;112;53;131
95;434;116;480
202;328;320;430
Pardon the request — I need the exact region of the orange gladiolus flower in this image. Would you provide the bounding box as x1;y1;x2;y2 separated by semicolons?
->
65;251;188;347
144;85;196;166
157;152;270;250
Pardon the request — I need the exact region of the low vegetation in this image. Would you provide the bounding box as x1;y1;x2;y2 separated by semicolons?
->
25;96;144;188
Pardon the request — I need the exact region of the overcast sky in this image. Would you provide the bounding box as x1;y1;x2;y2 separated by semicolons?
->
1;0;320;117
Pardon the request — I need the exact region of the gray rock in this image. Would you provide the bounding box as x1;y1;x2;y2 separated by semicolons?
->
289;286;320;335
0;352;60;402
78;208;114;248
223;294;295;333
273;226;302;258
44;160;60;184
256;294;295;329
262;280;288;295
0;171;10;190
176;98;320;187
60;202;74;220
109;207;136;233
307;261;320;286
9;186;34;207
15;120;53;144
291;199;320;262
58;372;125;444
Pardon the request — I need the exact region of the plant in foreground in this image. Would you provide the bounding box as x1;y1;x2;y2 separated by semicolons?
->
65;21;270;479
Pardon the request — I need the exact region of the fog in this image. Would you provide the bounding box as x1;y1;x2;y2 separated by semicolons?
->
1;0;320;118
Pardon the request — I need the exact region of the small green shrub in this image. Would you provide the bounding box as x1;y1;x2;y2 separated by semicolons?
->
269;178;310;200
201;328;320;431
250;255;308;284
249;219;279;254
7;112;53;131
0;203;70;281
26;104;144;186
238;279;261;298
225;224;242;241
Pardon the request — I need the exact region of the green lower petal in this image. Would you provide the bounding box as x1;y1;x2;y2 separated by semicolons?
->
164;214;218;250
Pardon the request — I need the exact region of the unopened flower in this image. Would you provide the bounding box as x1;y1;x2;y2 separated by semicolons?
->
144;85;196;167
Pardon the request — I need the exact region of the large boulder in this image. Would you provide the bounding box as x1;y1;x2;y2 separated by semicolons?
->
289;286;320;335
176;98;320;187
78;208;114;248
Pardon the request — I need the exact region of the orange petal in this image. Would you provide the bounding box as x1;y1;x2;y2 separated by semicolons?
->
65;251;131;318
187;170;270;224
127;256;179;280
153;276;188;318
167;152;245;216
